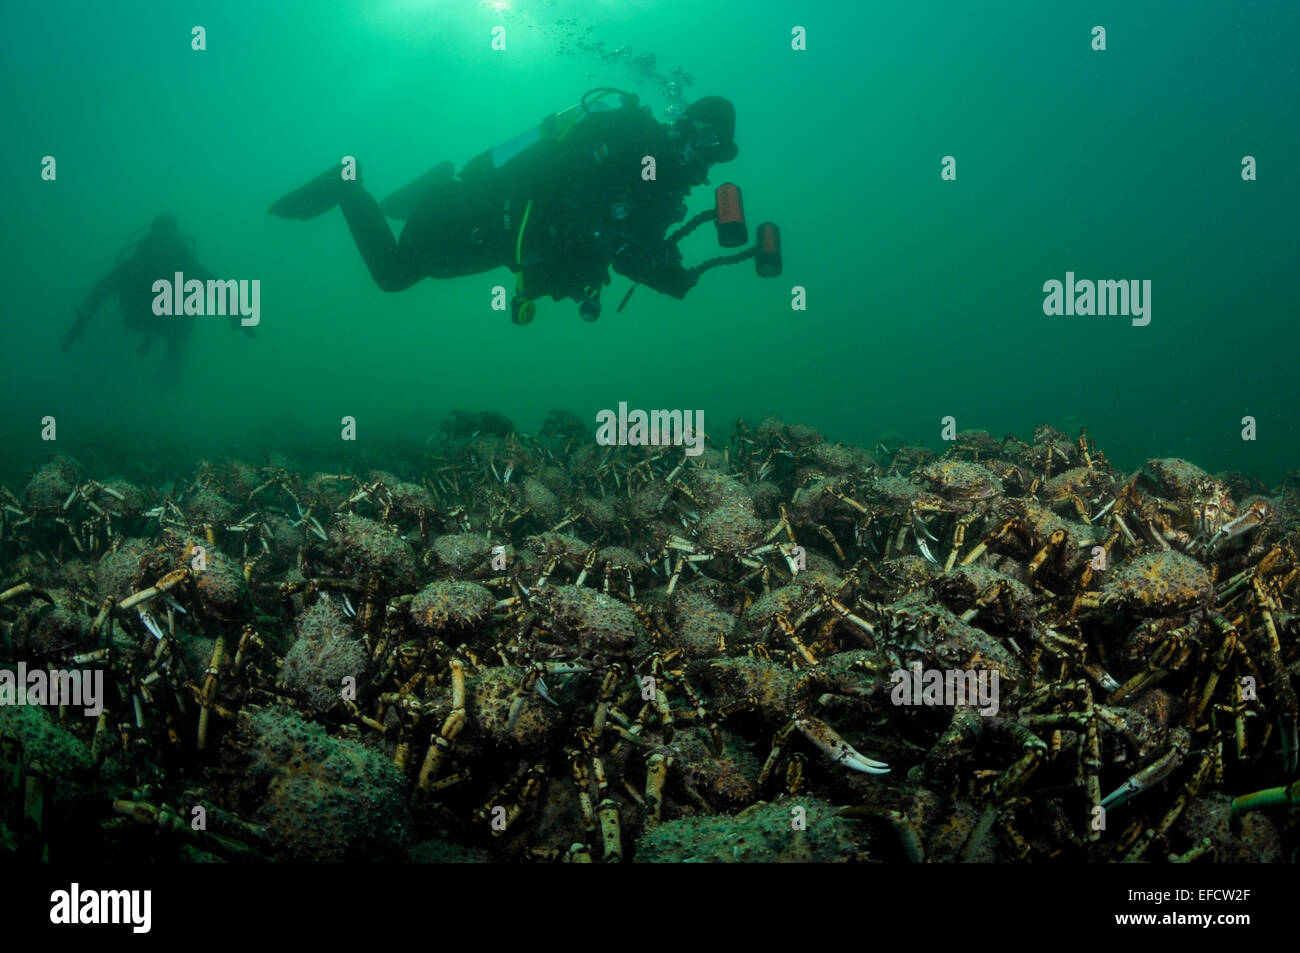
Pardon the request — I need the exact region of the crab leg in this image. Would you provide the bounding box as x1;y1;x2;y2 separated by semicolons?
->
1231;778;1300;815
1100;730;1190;809
796;715;889;774
1204;500;1270;556
418;658;466;789
118;568;190;611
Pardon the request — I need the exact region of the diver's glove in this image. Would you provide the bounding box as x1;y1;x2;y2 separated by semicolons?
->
654;240;698;298
612;237;698;299
650;262;702;299
662;265;699;299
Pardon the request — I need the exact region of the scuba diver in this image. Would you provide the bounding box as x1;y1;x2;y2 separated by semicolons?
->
269;89;781;323
62;214;252;385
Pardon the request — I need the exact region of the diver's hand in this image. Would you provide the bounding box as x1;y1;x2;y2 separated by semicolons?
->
666;268;699;299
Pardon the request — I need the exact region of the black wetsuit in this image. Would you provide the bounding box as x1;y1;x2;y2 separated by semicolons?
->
66;231;216;384
338;103;700;304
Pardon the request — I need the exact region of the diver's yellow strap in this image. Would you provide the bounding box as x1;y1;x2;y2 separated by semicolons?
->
512;198;536;321
514;199;534;275
510;199;537;323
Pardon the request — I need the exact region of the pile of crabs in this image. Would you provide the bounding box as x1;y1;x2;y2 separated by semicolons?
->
1;413;1298;862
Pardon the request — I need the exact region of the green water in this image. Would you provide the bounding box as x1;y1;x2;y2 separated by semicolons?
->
3;1;1296;485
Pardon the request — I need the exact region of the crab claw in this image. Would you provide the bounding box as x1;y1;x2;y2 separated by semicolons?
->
1100;730;1190;809
912;511;940;543
1100;777;1144;810
534;676;560;707
137;606;164;641
1204;501;1270;556
796;716;889;774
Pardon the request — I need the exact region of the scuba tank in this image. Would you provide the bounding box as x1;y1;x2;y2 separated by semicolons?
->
503;89;637;324
465;88;630;183
115;218;196;265
492;98;609;168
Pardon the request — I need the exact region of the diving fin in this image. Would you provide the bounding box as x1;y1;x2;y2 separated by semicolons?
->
379;161;454;220
269;165;361;220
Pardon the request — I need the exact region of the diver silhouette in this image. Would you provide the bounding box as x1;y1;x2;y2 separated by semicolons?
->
63;214;253;386
269;91;767;323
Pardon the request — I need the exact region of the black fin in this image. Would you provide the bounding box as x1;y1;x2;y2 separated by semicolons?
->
269;166;357;220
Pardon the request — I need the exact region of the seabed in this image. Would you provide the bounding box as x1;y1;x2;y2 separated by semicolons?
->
1;413;1296;863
